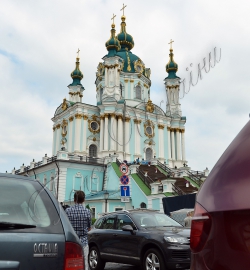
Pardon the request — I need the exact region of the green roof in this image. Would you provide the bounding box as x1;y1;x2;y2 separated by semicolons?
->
131;173;151;196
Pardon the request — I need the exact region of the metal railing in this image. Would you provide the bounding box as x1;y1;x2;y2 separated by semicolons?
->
116;158;121;167
136;167;154;189
172;183;186;196
14;154;105;175
187;170;204;187
157;160;174;175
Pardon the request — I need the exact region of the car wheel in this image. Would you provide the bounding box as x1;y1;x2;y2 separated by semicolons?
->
88;246;105;270
143;248;166;270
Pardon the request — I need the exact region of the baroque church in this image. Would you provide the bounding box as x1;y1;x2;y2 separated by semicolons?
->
13;9;207;217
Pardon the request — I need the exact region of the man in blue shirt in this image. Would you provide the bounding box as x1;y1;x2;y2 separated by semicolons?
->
66;190;91;270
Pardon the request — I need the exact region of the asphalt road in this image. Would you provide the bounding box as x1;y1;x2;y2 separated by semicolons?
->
104;263;138;269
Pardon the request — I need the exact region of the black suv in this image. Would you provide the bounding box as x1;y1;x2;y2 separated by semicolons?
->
88;209;190;270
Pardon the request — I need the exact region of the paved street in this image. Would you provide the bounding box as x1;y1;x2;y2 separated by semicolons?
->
104;263;138;269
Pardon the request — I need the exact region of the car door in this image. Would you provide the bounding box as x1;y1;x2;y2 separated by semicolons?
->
96;215;118;260
110;214;141;265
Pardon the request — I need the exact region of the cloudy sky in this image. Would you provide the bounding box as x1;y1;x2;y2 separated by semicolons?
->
1;0;250;173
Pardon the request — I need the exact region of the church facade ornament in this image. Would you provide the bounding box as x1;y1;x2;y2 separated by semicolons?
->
146;99;155;113
144;119;155;138
88;115;100;134
62;98;68;111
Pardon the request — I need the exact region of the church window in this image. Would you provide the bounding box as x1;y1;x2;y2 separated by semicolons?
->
91;121;99;131
43;175;47;186
140;202;147;209
120;84;123;97
100;87;103;101
50;176;54;191
146;148;153;161
89;144;97;157
135;85;141;99
146;126;153;135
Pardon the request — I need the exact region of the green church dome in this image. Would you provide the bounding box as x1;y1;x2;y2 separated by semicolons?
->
166;49;179;79
70;57;83;86
116;16;134;51
105;24;120;56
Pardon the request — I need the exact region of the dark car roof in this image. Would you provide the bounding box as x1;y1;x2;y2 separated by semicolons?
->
0;173;36;181
197;120;250;212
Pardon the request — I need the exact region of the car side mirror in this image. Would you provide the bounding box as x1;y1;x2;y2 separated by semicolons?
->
122;225;136;235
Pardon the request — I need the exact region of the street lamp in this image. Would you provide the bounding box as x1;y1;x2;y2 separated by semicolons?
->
104;190;109;213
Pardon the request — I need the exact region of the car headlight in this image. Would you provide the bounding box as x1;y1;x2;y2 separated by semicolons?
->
164;236;189;244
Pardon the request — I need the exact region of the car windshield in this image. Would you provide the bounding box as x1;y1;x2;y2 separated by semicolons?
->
0;177;53;228
132;212;182;227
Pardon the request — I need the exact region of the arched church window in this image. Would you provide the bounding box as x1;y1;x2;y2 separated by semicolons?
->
140;202;147;209
146;148;153;161
135;85;141;99
120;84;123;97
100;87;103;101
89;144;97;157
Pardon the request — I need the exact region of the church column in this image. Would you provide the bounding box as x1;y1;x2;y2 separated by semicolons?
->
105;67;108;87
130;79;134;99
167;127;171;159
171;128;176;160
110;114;117;151
125;117;130;156
68;116;74;152
52;126;56;155
82;115;88;154
134;119;141;156
74;113;82;152
104;114;109;151
117;115;123;152
100;115;104;152
158;124;164;159
124;79;128;99
56;124;61;153
181;130;186;161
176;128;181;160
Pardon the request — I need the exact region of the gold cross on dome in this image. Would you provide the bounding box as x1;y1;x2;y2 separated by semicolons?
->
111;13;116;24
120;3;127;16
168;39;174;49
76;48;80;58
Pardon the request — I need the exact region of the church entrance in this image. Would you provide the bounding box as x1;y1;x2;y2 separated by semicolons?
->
89;144;97;157
146;148;153;161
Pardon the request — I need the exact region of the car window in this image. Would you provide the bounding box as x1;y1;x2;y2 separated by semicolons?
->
117;214;137;230
94;217;104;229
0;177;63;233
101;215;116;229
132;212;182;227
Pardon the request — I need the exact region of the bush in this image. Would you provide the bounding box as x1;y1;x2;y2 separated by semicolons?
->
91;218;96;225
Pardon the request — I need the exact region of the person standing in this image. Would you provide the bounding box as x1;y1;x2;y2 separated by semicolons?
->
66;190;91;270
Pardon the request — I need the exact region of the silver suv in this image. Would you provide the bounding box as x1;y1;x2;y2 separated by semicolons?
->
0;173;84;270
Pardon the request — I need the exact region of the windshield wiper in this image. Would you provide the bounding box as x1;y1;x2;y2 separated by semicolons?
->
0;222;36;229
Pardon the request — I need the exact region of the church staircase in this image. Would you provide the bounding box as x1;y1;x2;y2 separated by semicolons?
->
138;162;198;195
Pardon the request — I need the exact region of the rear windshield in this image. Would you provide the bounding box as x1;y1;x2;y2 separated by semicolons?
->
0;177;63;233
132;212;182;227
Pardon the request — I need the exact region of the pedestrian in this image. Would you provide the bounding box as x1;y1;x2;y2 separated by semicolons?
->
66;190;91;270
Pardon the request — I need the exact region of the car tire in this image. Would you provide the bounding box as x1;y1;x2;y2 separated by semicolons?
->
88;246;106;270
143;248;166;270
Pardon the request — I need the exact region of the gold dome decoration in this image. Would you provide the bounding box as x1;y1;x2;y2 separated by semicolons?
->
97;62;105;77
146;99;155;113
144;119;155;138
88;115;100;134
61;119;68;137
62;98;68;111
134;59;145;74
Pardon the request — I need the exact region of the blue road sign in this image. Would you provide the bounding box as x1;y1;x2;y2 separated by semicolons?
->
120;185;130;197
